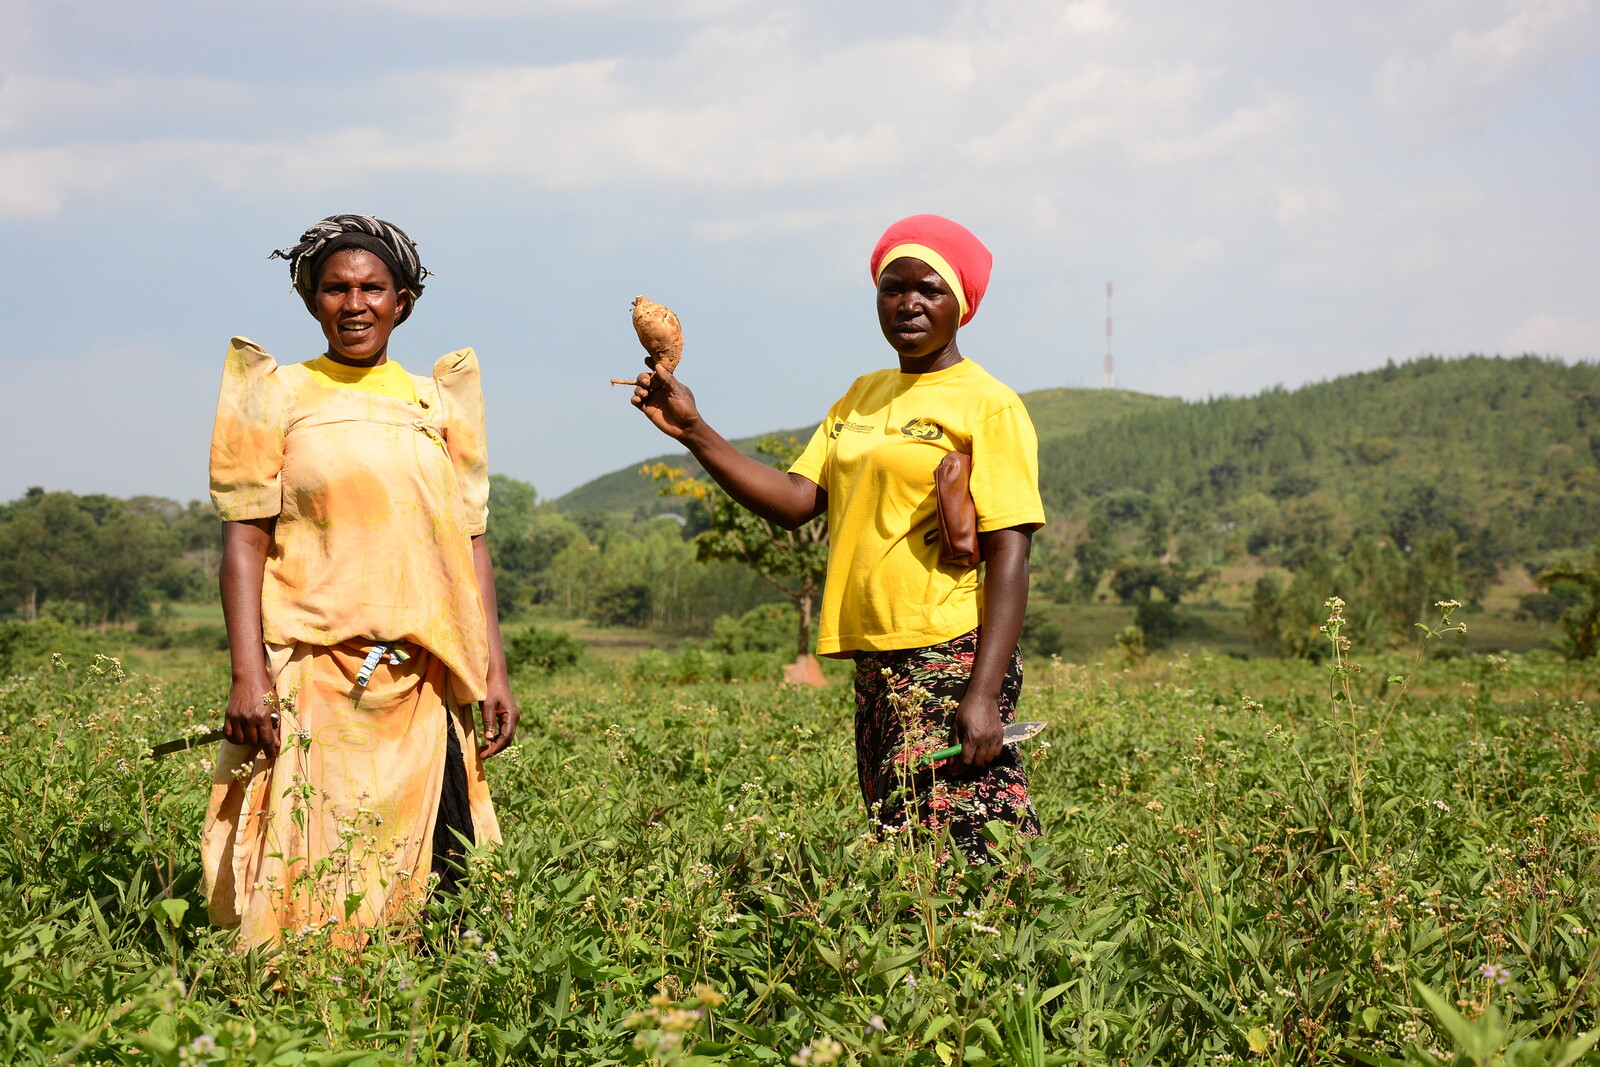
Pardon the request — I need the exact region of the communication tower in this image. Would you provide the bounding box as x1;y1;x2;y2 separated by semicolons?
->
1102;281;1115;389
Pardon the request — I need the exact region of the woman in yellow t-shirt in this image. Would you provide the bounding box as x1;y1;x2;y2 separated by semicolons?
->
203;215;519;945
632;215;1044;863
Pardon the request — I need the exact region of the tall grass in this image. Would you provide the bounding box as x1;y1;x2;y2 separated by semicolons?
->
0;608;1596;1065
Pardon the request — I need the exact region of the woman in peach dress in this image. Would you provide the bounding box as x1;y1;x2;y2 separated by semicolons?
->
203;215;518;947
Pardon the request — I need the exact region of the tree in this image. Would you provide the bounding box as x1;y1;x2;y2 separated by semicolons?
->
0;490;185;628
485;475;543;615
1070;520;1114;601
645;437;829;659
1108;560;1209;606
0;490;96;619
1536;541;1600;660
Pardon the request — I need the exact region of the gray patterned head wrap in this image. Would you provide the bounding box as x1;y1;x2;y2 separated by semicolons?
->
269;214;430;324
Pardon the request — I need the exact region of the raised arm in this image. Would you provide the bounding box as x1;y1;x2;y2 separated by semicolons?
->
220;517;280;757
632;364;825;529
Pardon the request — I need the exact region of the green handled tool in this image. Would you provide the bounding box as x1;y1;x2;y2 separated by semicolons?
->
920;720;1048;766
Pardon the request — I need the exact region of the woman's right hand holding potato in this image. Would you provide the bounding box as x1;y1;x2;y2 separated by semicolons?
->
631;364;703;443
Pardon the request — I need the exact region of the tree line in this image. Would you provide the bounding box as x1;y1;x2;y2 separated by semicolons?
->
0;489;218;629
0;477;784;638
5;355;1598;658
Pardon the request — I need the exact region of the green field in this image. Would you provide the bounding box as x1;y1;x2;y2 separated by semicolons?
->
2;607;1597;1066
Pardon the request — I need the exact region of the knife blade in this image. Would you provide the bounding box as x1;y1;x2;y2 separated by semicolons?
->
919;721;1048;766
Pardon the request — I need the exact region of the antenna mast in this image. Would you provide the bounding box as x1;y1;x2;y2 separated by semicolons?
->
1103;281;1115;389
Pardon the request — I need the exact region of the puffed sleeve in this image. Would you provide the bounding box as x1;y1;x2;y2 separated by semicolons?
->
434;348;489;537
970;400;1046;532
209;337;286;521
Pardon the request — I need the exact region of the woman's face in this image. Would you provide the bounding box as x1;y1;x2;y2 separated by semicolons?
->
313;249;407;365
876;257;961;359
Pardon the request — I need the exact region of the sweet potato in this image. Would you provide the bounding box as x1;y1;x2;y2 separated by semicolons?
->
631;296;682;373
611;295;684;386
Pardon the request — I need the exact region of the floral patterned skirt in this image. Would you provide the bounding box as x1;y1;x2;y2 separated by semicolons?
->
853;628;1041;864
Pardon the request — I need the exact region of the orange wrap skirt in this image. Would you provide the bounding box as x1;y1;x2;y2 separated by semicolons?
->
201;640;501;947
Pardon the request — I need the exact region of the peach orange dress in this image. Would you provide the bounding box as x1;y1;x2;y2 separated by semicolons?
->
202;337;501;947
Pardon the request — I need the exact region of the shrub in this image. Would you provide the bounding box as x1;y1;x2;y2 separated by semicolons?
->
505;625;585;674
1135;599;1183;649
707;603;797;655
627;643;780;684
591;583;651;627
1020;606;1065;658
131;623;230;652
0;620;115;676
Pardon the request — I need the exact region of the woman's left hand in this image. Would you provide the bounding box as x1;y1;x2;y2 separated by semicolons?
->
478;679;519;759
952;691;1004;769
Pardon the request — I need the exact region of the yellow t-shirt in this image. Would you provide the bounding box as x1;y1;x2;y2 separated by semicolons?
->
302;355;420;405
789;358;1045;656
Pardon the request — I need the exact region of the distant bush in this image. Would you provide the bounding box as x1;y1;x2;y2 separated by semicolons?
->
1354;436;1398;465
506;625;586;674
628;644;780;685
707;603;797;656
132;623;230;652
1020;606;1065;658
1516;590;1574;624
1134;599;1182;649
0;620;117;676
591;583;652;628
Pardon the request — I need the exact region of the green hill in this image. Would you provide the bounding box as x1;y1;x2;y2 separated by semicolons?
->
1041;355;1600;561
553;386;1180;517
552;426;816;518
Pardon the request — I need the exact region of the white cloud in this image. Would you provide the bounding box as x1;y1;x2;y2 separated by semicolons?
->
1272;185;1338;223
0;2;1310;217
1063;0;1123;34
1373;0;1599;135
1505;313;1600;357
0;73;250;137
230;0;751;16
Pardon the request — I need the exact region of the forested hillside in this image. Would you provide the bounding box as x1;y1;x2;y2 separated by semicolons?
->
1042;355;1600;559
4;356;1597;656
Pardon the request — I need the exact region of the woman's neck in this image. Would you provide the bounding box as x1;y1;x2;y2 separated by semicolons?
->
323;349;389;368
898;341;963;375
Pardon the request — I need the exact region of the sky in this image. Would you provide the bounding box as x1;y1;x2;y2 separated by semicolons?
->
2;0;1597;504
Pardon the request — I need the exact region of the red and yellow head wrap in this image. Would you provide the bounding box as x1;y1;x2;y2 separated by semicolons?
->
870;214;993;327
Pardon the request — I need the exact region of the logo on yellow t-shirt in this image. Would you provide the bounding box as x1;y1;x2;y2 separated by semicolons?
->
830;419;873;438
899;418;945;441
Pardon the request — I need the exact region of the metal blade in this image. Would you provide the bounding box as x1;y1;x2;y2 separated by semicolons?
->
147;728;225;759
1002;721;1048;745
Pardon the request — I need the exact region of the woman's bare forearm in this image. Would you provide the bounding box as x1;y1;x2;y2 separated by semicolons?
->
220;519;274;685
632;366;824;528
680;421;826;529
471;534;510;684
968;527;1033;699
